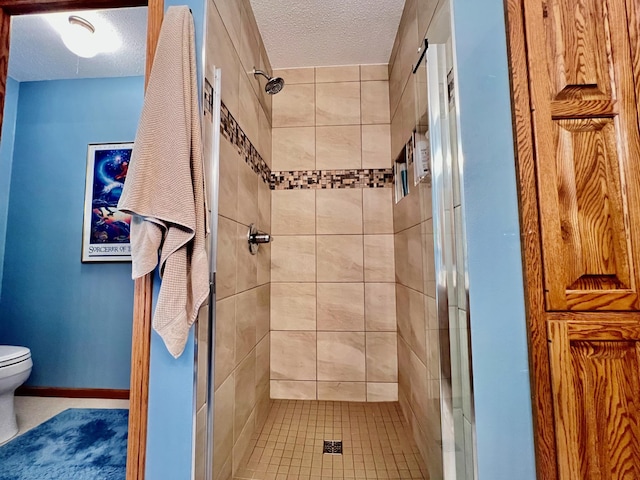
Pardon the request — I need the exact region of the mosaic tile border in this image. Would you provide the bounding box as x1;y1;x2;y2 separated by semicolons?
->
271;168;394;190
220;102;271;184
219;103;394;190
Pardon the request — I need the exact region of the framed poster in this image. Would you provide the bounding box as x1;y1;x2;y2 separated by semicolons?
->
81;142;133;262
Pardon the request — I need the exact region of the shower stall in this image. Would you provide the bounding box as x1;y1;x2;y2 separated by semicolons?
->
193;0;477;479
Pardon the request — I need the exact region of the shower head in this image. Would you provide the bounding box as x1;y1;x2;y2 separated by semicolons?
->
252;68;285;95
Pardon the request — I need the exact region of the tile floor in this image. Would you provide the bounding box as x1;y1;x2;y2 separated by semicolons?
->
234;400;428;480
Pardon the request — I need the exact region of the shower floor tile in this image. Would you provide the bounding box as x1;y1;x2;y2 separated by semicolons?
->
234;400;427;480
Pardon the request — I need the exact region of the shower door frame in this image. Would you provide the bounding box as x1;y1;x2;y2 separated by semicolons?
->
0;1;163;479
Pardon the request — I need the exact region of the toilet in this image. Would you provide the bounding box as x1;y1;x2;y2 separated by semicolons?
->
0;346;32;444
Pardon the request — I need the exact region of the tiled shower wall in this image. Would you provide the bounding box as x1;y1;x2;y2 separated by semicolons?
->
389;0;445;478
203;1;273;479
268;65;399;402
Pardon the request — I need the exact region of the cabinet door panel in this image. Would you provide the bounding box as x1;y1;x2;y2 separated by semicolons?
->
526;0;640;311
548;321;640;479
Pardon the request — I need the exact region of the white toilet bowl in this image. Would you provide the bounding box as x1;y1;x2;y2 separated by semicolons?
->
0;346;32;445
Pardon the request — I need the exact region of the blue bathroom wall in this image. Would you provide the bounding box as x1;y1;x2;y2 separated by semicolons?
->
0;76;144;389
0;77;20;303
145;2;205;479
450;0;537;478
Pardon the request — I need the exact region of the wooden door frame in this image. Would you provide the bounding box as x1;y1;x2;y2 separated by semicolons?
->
503;0;557;479
0;1;163;479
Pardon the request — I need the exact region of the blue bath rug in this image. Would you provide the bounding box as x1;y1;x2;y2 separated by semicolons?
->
0;408;128;480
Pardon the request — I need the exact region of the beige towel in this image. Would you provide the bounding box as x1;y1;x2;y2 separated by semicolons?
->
118;6;208;358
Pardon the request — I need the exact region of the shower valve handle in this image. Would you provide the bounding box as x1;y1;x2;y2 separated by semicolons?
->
248;224;272;255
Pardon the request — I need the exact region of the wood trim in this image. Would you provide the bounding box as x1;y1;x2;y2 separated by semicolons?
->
0;0;146;15
144;0;162;87
126;6;162;479
127;275;154;479
0;8;9;140
503;0;558;478
16;386;130;399
547;321;580;479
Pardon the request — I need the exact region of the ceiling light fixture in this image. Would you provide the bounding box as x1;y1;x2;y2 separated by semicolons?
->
44;11;122;59
63;16;97;58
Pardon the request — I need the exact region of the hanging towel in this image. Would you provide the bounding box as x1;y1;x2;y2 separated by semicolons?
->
118;5;208;358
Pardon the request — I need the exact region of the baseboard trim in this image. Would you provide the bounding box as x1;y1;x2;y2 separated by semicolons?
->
16;386;130;400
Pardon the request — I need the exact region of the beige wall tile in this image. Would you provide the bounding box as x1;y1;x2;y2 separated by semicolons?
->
255;387;271;431
366;332;398;382
258;56;274;124
426;326;440;380
258;179;271;233
257;243;270;286
207;3;240;115
316;125;362;170
317;332;366;381
236;222;258;292
273;67;315;84
256;334;270;395
271;283;316;330
271;331;317;380
363;188;394;234
238;2;259;74
399;76;417;143
219;137;240;222
315;65;360;83
362;124;392;169
273;84;315;127
238;73;260;147
391;111;404;161
394;183;422;232
317;235;364;282
271;235;316;282
272;127;315;171
361;81;391;125
364;235;395;282
394;224;424;291
366;382;398;402
215;296;236;389
271;189;316;235
213;373;234;477
232;408;256;475
235;288;257;364
214;0;242;51
426;295;437;330
398;335;411;397
396;284;427;364
396;284;410;344
270;380;317;400
360;64;389;81
423;219;436;297
365;283;397;331
217;216;238;299
234;349;256;442
258;106;272;169
236;158;259;229
316;82;361;126
409;350;429;430
256;284;270;342
196;307;209;409
317;382;366;401
316;189;363;234
316;283;365;331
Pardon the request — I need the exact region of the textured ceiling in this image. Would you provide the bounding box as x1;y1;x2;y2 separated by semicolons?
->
249;0;405;68
9;7;147;82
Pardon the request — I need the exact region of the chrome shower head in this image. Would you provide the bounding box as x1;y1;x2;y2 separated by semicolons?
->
252;68;285;95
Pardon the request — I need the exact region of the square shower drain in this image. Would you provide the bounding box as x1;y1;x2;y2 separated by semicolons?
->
323;440;343;455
